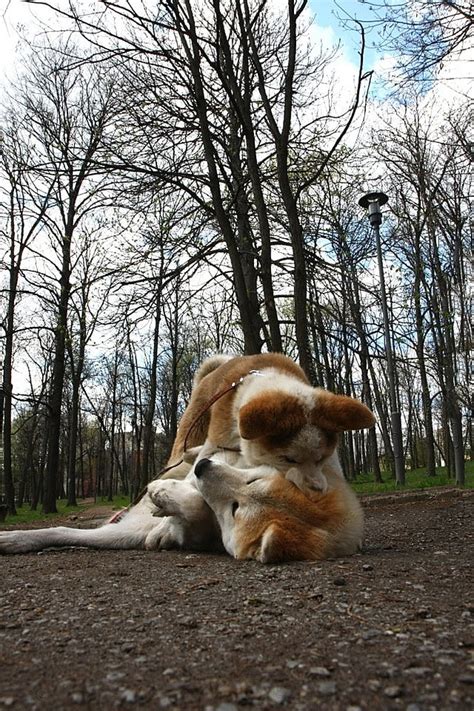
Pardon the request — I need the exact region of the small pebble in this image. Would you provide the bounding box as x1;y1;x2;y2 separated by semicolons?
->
176;617;198;628
333;577;347;586
438;657;455;666
402;667;431;677
120;689;137;703
361;629;379;640
268;687;291;704
419;692;439;702
384;685;402;698
309;666;331;677
318;681;336;696
105;671;125;682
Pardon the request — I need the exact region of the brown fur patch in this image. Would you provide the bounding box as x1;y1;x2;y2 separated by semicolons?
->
258;521;329;563
170;354;309;460
239;392;307;441
311;391;375;432
234;476;348;562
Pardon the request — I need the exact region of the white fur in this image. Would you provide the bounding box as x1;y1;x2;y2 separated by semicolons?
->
0;450;233;555
0;495;160;554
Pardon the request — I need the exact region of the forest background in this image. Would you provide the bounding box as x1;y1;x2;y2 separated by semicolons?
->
0;0;472;516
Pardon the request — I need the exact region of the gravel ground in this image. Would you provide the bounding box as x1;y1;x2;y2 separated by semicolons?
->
0;488;473;711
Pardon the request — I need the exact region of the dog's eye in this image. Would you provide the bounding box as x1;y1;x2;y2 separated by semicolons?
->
231;501;239;516
283;456;298;464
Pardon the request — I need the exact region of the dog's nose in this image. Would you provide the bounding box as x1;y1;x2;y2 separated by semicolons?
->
194;458;212;479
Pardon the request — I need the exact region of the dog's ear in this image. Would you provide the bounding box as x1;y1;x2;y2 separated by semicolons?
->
257;522;328;563
239;392;306;440
311;390;375;432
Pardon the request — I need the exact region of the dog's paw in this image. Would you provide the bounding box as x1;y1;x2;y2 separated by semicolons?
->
147;480;181;517
144;518;184;551
150;491;176;518
147;479;208;523
314;472;328;495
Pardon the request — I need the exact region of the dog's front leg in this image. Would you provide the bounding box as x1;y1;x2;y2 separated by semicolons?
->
147;479;209;520
145;480;221;552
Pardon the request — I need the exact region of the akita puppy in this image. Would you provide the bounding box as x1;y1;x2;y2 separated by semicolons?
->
166;352;375;494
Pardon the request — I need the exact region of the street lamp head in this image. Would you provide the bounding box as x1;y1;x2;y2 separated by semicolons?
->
359;191;389;228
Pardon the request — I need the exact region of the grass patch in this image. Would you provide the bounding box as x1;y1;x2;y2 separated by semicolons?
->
4;494;131;525
352;461;474;495
94;494;131;510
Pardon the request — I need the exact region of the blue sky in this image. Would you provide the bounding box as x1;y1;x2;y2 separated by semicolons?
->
309;0;384;70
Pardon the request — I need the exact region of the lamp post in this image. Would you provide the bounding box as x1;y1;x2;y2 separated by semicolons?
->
359;192;405;485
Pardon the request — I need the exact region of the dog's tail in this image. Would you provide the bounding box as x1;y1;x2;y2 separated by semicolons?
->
193;354;234;388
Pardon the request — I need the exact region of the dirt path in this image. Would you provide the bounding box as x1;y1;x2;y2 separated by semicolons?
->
1;489;473;710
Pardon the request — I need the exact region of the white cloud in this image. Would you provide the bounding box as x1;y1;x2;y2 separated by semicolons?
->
0;0;24;79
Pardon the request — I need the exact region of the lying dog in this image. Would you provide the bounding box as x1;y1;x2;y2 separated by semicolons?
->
0;353;373;561
0;451;364;563
166;353;375;494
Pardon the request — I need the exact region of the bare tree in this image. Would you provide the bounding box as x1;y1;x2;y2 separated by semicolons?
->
374;98;470;483
358;0;473;87
14;48;118;512
65;222;113;505
0;113;58;514
24;0;371;376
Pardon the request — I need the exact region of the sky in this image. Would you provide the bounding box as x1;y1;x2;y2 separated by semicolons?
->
0;0;374;79
309;0;383;68
1;0;470;396
1;0;472;91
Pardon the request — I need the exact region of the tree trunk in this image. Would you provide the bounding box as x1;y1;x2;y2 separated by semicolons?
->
175;4;263;354
44;230;72;514
142;293;161;490
67;379;80;506
413;237;436;476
